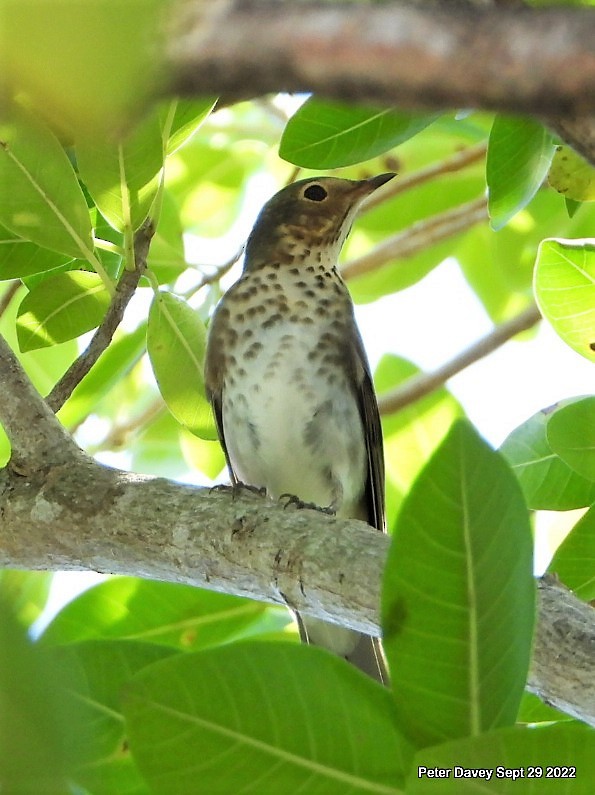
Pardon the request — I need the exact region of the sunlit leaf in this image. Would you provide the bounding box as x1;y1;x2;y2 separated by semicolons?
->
280;98;438;168
76;109;165;233
0;103;94;259
0;224;72;280
41;577;266;651
146;190;187;284
164;98;217;156
16;270;111;351
58;324;147;429
517;691;572;725
534;238;595;362
548;506;595;601
549;145;595;202
123;643;411;794
546;396;595;481
376;354;463;527
383;421;534;747
500;405;595;510
2;0;167;135
147;292;216;439
0;571;52;628
487;116;556;230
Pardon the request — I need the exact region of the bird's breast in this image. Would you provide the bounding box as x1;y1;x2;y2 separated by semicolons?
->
214;262;367;513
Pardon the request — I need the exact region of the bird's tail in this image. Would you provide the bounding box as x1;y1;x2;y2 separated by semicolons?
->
296;613;388;686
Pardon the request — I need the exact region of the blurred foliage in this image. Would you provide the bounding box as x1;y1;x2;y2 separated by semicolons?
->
1;0;595;791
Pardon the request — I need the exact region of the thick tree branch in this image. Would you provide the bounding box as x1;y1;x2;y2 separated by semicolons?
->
0;335;79;470
529;576;595;726
1;341;595;725
166;2;595;122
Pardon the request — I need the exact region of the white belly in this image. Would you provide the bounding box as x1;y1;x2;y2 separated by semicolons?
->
222;320;366;516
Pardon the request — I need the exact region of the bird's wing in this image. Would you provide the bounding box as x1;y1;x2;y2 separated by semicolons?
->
350;323;386;533
208;388;239;486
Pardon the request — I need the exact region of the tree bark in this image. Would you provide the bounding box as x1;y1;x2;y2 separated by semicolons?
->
165;1;595;121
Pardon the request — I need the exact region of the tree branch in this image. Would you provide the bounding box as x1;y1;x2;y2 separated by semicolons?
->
166;1;595;121
529;576;595;726
0;343;594;724
361;142;488;215
378;303;542;416
46;219;154;413
0;281;20;321
0;334;79;470
342;195;487;281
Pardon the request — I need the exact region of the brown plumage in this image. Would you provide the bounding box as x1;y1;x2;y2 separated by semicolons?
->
205;174;394;684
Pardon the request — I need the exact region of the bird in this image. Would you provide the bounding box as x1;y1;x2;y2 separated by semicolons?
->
204;173;394;684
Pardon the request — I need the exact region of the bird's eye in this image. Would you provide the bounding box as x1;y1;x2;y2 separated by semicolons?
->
303;184;328;202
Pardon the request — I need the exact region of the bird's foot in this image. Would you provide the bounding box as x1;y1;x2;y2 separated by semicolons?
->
278;493;336;515
211;482;267;499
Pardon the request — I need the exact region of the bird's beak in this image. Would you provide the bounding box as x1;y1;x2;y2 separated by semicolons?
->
364;173;396;192
354;172;395;209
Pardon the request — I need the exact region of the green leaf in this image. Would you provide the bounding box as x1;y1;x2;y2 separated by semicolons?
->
548;506;595;601
0;223;72;280
517;691;572;725
0;103;94;258
0;570;52;628
280;98;437;169
123;642;411;795
49;640;176;795
41;577;267;651
147;292;216;439
486;116;556;230
382;421;534;747
546;397;595;481
500;405;595;510
164;98;217;156
376;355;464;527
129;409;186;478
76;109;165;233
549;146;595;202
534;238;595;362
146;190;187;284
3;0;166;135
16;270;111;351
57;324;147;429
0;597;79;792
409;723;595;793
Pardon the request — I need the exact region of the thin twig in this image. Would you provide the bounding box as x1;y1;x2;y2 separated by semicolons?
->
343;195;487;281
46;219;155;413
93;397;166;452
0;281;20;321
362;142;488;214
378;303;542;416
184;246;244;300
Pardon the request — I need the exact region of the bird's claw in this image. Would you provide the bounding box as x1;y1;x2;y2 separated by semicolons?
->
278;493;336;515
210;482;267;499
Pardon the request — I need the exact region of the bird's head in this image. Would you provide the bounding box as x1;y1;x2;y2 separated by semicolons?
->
244;173;395;270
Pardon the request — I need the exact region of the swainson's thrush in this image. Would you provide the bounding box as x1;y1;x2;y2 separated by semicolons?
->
205;174;394;683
